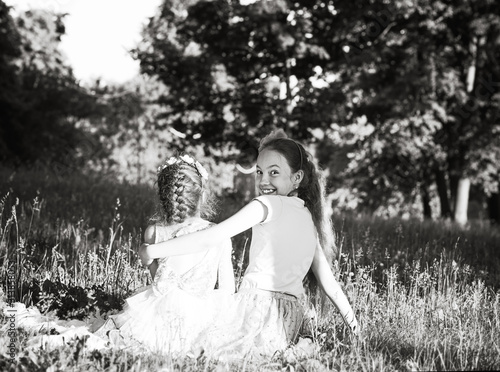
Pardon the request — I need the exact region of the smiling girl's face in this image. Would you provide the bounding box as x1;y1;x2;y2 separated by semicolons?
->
256;149;299;196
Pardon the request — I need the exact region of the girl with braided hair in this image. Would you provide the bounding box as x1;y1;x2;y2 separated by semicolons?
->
17;155;234;355
92;154;235;354
140;130;358;360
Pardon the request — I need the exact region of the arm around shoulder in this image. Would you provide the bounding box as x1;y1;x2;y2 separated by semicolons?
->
145;200;267;260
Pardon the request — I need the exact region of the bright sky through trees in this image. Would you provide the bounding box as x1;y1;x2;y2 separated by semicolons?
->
5;0;162;84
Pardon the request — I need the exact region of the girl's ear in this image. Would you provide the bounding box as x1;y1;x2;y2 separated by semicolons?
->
294;170;304;184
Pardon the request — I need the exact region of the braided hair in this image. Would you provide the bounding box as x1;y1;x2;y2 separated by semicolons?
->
152;155;214;225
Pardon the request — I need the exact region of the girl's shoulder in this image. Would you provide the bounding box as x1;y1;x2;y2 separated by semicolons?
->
175;218;213;237
252;195;304;224
144;225;156;244
253;195;304;211
255;194;303;203
154;218;213;240
149;224;173;243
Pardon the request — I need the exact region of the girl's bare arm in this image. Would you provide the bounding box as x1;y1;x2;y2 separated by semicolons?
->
311;244;359;334
139;200;266;264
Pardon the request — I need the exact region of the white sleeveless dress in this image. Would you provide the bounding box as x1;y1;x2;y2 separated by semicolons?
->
8;218;232;355
94;218;232;355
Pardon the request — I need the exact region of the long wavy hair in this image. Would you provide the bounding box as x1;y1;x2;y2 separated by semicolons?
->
259;130;336;302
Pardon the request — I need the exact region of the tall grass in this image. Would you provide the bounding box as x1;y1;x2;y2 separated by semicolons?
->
0;166;155;318
333;213;500;289
0;166;156;236
0;166;499;371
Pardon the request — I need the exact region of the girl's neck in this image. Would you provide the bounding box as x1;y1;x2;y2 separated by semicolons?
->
180;213;202;224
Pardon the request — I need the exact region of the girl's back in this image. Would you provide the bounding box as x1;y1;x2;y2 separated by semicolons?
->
242;195;316;297
153;218;231;295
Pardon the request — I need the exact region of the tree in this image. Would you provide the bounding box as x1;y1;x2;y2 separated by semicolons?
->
320;0;500;222
0;5;103;169
136;0;500;220
0;0;22;160
135;0;350;158
85;75;174;182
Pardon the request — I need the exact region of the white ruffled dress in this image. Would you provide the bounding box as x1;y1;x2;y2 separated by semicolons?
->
7;218;232;355
94;218;232;355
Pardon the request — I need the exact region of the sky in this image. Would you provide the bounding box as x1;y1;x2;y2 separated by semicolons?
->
6;0;163;84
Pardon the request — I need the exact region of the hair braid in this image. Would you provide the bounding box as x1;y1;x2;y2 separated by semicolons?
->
171;173;190;223
152;157;215;225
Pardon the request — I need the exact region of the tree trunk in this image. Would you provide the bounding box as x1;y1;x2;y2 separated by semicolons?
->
451;37;477;226
421;184;432;219
135;127;143;184
488;192;500;224
454;178;470;225
449;169;459;216
435;168;452;219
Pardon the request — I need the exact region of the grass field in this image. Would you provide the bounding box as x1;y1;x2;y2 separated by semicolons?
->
1;166;499;371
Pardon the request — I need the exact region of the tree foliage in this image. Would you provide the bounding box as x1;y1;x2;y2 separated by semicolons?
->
0;0;22;160
325;0;500;220
137;0;500;221
0;3;103;169
1;0;498;220
135;0;351;157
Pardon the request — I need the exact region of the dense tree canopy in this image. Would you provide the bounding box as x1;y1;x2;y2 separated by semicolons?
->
136;0;500;222
0;2;103;169
323;0;500;221
135;0;353;156
1;0;498;222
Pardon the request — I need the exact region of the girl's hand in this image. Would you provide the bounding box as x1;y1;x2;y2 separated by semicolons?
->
343;310;359;336
347;317;359;335
139;243;154;267
149;259;159;280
